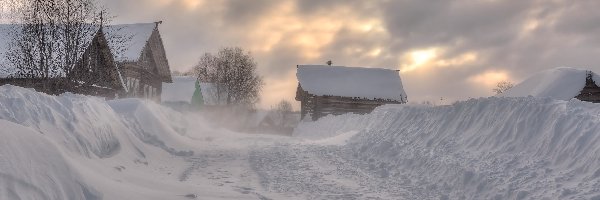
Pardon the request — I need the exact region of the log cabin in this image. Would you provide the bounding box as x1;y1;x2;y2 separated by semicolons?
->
295;65;407;121
572;71;600;103
70;22;172;101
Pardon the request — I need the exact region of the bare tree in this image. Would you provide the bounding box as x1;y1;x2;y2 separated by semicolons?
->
4;0;104;80
274;100;293;127
194;47;263;108
493;80;514;94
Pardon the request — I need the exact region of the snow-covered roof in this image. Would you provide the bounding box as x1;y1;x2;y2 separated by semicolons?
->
297;65;407;102
0;24;16;76
161;76;196;103
0;25;11;57
0;23;157;67
104;23;156;62
499;67;600;100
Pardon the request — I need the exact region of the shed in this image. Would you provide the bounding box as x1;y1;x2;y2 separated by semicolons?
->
295;65;407;120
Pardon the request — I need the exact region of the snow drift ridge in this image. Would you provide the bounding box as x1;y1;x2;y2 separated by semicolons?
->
0;85;200;200
499;67;600;100
296;97;600;199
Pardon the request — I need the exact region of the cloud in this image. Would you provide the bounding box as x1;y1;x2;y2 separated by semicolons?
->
222;0;278;25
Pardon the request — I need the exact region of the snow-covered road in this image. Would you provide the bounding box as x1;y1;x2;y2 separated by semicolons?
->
175;140;410;200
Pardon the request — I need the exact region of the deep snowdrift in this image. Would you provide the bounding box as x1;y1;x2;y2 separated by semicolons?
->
5;83;600;199
0;85;259;200
499;67;600;100
0;120;100;200
296;97;600;199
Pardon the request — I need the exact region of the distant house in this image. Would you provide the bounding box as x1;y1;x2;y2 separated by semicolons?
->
499;68;600;103
161;76;230;111
295;65;407;120
576;72;600;103
0;22;172;101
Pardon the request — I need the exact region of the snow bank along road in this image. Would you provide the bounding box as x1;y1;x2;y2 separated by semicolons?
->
2;85;600;199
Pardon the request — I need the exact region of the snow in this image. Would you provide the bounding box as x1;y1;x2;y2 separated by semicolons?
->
297;65;407;102
0;120;100;200
104;23;156;62
3;84;600;199
499;67;600;100
0;85;273;199
0;24;16;76
295;97;600;199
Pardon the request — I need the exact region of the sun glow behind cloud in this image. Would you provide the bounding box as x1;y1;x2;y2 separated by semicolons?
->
400;48;479;74
238;2;394;109
183;0;204;9
400;48;439;73
468;70;512;88
246;1;386;60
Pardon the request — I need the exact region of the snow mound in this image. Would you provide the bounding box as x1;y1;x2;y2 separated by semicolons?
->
0;120;101;200
0;85;222;199
297;65;407;102
295;97;600;199
109;98;194;156
0;85;123;158
499;67;600;100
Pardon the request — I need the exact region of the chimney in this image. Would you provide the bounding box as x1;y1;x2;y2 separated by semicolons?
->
155;21;163;29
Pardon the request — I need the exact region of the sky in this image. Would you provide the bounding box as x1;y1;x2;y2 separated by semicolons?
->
98;0;600;109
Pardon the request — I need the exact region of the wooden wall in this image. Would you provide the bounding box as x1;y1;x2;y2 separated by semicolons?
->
71;28;122;91
119;63;163;101
135;27;171;83
119;24;171;101
296;85;404;120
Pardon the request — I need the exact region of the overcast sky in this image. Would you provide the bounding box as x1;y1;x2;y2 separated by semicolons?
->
100;0;600;108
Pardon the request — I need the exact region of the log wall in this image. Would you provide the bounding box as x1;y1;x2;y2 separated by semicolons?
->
296;85;404;120
119;62;163;101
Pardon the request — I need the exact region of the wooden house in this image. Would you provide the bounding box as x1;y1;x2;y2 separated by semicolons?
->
0;22;172;101
574;71;600;103
295;65;407;120
70;22;172;101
